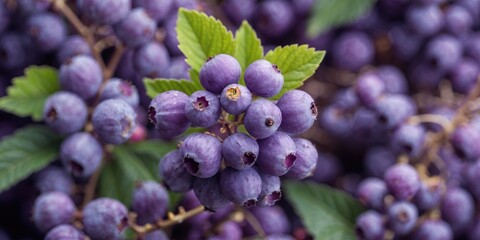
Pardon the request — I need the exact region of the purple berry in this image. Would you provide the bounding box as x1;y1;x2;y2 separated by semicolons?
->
133;0;173;21
45;224;85;240
83;198;128;240
149;90;190;138
185;90;221;128
145;230;169;240
465;33;480;63
255;0;293;38
445;5;473;36
77;0;131;25
193;174;231;211
208;221;242;240
425;34;462;71
355;210;384;240
449;124;480;160
220;167;262;207
441;187;474;233
180;133;222;178
244;99;282;139
34;166;73;195
332;31;374;71
222;0;255;25
133;41;170;78
390;124;426;158
244;59;284;98
354;71;385;107
43;91;88;134
285;138;318;179
413;182;442;212
257;170;281;207
450;58;480;94
387;201;418;235
56;35;92;63
373;94;416;129
26;13;66;52
257;131;297;176
276;90;318;134
168;56;190;79
92;99;137;144
245;207;289;235
114;8;156;48
199;54;241;94
60;132;103;178
222;133;259;170
59;55;103;100
376;65;408;94
413;220;453;240
133;181;169;225
406;4;444;37
33;192;76;232
17;0;50;14
220;84;252;115
356;178;388;211
159;150;193;192
0;33;28;70
384;164;420;200
100;78;139;107
389;25;422;62
364;147;396;178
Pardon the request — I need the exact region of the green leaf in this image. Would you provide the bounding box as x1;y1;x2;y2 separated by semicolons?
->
0;126;62;192
284;181;365;240
264;45;325;99
144;78;203;98
0;66;60;121
307;0;376;37
177;8;236;82
234;21;263;85
98;140;177;206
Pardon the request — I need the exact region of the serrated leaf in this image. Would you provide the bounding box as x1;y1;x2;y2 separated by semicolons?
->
264;45;325;99
307;0;376;37
0;126;62;192
177;8;236;82
99;140;177;207
144;78;203;98
284;181;365;240
234;21;263;85
0;66;59;121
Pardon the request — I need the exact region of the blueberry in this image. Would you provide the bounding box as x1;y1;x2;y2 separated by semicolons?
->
465;33;480;63
406;4;444;37
354;71;385;107
219;167;261;207
257;131;297;176
33;192;76;232
425;34;462;71
356;178;387;211
413;182;442;212
56;35;92;63
185;90;221;128
133;181;169;225
114;8;156;48
180;133;222;178
257;169;281;207
413;220;453;240
199;54;241;94
208;221;242;240
244;207;290;236
310;152;341;183
44;224;85;240
0;1;8;35
92;99;137;144
384;164;420;200
276;90;318;134
0;33;28;70
222;133;258;170
244;99;282;139
34;166;73;195
445;5;473;36
285;138;318;179
26;13;66;52
389;25;422;62
387;201;418;235
222;0;255;25
220;84;252;115
159;150;193;192
164;14;180;55
390;124;426;158
244;59;284;98
376;65;408;94
60;132;103;178
145;230;169;240
363;147;396;178
332;31;374;71
441;187;474;233
449;124;480;160
77;0;131;25
149;90;190;138
100;78;139;107
355;210;384;240
168;56;190;79
408;61;443;91
133;0;173;21
59;55;103;100
43;91;88;135
133;41;170;78
17;0;51;14
83;198;128;240
193;174;231;211
373;94;416;129
255;0;293;38
450;58;479;94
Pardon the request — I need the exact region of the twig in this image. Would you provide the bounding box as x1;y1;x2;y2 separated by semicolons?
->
81;162;104;208
241;208;266;238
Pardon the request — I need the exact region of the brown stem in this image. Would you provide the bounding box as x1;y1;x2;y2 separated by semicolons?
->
81;162;104;208
241;208;266;238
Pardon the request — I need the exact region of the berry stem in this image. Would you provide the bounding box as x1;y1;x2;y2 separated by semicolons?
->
81;162;104;208
240;208;266;238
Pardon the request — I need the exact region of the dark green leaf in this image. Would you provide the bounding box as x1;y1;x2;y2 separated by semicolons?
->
307;0;376;37
0;126;62;192
284;180;365;240
0;66;60;121
144;78;203;99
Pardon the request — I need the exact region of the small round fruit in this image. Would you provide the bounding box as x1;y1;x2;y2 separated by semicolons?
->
199;54;241;94
244;59;284;98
